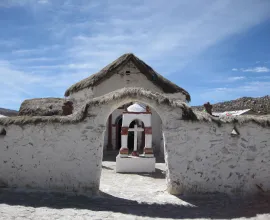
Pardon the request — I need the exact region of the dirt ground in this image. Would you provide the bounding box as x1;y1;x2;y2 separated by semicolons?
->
0;160;269;220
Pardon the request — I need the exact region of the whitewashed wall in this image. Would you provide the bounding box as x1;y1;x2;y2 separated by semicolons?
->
100;97;270;195
165;119;270;195
0;95;169;195
94;61;163;98
1;94;269;196
0;115;104;195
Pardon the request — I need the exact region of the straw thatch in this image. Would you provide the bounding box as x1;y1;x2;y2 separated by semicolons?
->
0;88;192;125
1;87;270;127
64;53;191;102
19;98;65;116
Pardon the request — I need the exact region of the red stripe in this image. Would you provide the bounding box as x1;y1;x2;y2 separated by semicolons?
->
145;127;152;134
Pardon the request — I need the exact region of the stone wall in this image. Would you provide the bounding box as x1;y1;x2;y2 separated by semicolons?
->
165;120;270;195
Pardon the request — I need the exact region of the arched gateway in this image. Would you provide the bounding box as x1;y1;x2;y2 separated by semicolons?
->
1;53;269;197
91;87;192;194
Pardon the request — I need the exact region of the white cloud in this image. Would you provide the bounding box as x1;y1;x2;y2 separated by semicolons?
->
61;0;270;75
38;0;49;4
209;76;246;83
25;63;97;70
0;0;46;7
0;60;91;109
241;66;270;73
11;45;61;56
232;68;238;71
1;0;270;108
14;57;59;62
200;81;270;103
227;76;245;81
0;39;19;48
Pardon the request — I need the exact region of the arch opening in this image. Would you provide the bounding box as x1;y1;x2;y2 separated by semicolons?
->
99;97;171;198
102;100;165;162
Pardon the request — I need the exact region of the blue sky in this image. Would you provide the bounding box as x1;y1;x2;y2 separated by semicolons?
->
0;0;270;110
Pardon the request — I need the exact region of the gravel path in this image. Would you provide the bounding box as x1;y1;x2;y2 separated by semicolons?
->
0;161;269;220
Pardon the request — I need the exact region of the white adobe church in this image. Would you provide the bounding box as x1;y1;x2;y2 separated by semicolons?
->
0;53;269;196
64;53;190;158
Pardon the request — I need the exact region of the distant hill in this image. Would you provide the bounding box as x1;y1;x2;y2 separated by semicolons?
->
192;95;270;115
0;107;18;117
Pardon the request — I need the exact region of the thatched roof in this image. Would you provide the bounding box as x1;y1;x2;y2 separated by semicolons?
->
1;87;270;127
64;53;191;102
1;88;193;125
19;98;65;116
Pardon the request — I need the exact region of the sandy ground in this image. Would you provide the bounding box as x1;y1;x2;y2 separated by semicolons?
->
0;161;269;220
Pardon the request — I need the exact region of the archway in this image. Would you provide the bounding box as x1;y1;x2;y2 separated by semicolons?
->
103;101;163;157
93;88;186;196
99;99;170;193
101;100;166;157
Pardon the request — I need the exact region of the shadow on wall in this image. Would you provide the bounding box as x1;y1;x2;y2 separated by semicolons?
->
0;190;269;219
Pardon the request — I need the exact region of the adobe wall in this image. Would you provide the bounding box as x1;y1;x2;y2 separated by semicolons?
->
0;95;169;195
165;119;270;195
0;114;105;195
96;98;270;195
0;92;269;196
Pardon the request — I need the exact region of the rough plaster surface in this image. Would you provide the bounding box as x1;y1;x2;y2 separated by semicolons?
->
0;92;270;196
165;120;270;195
0;119;104;195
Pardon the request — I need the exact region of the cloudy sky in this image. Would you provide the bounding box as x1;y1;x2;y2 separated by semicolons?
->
0;0;270;109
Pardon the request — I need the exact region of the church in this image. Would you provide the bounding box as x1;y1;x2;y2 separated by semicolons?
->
1;53;269;195
19;53;191;157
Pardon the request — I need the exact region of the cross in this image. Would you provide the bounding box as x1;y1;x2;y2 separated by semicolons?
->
128;124;144;152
